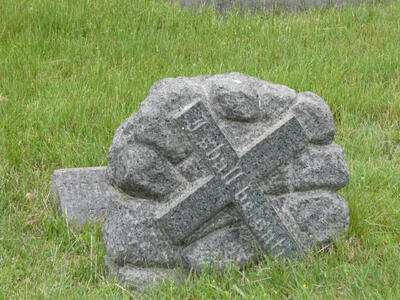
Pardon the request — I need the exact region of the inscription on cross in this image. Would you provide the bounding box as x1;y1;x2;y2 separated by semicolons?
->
157;101;309;257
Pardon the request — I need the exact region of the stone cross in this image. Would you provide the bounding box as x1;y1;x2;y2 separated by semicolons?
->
157;101;310;257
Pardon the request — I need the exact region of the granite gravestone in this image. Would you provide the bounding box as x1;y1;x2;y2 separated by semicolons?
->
51;73;350;288
177;0;361;13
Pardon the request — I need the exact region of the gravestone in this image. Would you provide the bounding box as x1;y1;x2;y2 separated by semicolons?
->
177;0;362;13
51;72;350;288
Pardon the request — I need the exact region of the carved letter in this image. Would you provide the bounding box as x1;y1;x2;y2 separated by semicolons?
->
222;164;244;185
185;118;208;132
234;185;250;202
211;157;228;174
206;143;224;161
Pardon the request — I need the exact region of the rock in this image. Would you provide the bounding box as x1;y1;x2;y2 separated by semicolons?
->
182;223;257;270
291;92;336;145
210;75;260;122
105;256;183;291
262;143;349;194
138;77;208;117
50;73;350;289
106;143;182;200
134;116;192;165
183;189;350;267
257;81;297;122
268;190;349;249
156;107;309;257
176;152;211;182
102;196;180;267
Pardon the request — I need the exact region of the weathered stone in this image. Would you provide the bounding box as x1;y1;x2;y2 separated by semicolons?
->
50;167;117;225
105;77;209;199
102;196;180;267
268;190;349;249
183;190;349;268
183;206;242;245
118;267;182;289
50;72;350;289
291;92;336;145
263;143;349;194
105;256;183;290
106;143;182;200
257;81;297;122
182;223;257;270
182;190;349;268
176;152;211;182
210;75;260;122
134;116;192;165
157;102;309;257
138;77;208;117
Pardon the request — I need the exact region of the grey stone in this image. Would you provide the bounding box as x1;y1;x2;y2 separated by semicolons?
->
291;92;336;145
50;167;118;225
50;72;350;288
182;223;257;270
183;205;242;245
256;81;297;122
106;143;182;200
177;0;363;13
183;190;349;268
137;77;208;117
102;196;180;268
268;190;349;249
176;152;211;182
134;116;192;164
156;102;309;257
210;75;260;122
263;143;349;194
105;256;183;291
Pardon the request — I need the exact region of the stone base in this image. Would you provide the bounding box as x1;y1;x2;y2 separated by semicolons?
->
104;256;184;290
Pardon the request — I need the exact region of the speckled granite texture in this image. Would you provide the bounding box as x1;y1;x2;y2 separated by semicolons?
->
51;73;350;289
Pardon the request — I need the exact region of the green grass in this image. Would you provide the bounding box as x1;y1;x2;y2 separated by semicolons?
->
0;0;399;298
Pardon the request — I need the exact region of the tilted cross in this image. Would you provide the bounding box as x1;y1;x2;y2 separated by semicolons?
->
157;101;309;257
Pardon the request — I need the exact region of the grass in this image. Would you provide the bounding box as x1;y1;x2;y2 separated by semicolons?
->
0;0;399;298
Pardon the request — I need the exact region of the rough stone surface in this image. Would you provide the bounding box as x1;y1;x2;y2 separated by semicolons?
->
210;76;260;122
268;190;349;249
105;256;183;290
102;195;180;268
106;143;182;200
291;92;336;145
182;223;258;270
104;72;349;285
262;143;349;194
183;190;349;268
50;73;350;288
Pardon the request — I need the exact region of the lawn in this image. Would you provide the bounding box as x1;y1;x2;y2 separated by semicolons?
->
0;0;399;298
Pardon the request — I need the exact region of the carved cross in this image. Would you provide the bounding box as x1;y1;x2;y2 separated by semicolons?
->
157;101;309;257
